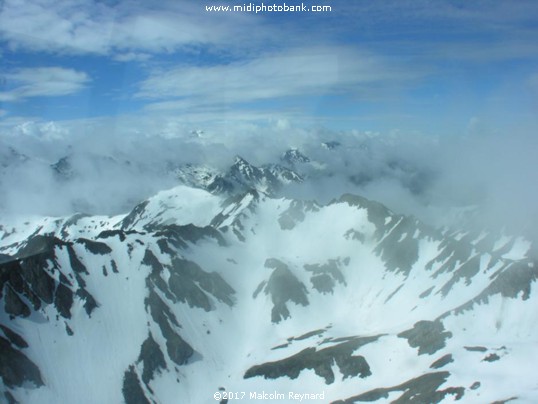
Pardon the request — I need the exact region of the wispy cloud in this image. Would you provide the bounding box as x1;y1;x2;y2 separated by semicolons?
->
0;67;89;102
139;46;426;112
0;0;267;56
1;0;536;132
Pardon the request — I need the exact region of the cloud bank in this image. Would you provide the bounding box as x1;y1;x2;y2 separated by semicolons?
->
1;119;536;247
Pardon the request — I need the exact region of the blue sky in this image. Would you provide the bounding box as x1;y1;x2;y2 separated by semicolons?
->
0;0;537;135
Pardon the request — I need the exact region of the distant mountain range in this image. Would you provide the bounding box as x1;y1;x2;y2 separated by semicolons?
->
0;137;434;213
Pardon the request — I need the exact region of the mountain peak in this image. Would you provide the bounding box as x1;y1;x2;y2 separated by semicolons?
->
321;140;341;150
281;148;310;165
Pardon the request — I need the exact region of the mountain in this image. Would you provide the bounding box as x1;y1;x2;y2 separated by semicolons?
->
50;153;137;181
1;185;537;403
321;141;341;150
281;148;311;166
0;145;29;170
1;135;439;219
172;156;303;196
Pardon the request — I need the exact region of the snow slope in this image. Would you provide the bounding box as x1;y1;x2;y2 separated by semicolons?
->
1;185;537;404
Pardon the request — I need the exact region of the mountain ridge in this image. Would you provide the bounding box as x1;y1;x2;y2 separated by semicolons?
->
0;185;537;403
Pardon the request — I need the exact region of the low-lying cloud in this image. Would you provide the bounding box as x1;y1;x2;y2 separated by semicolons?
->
1;118;537;246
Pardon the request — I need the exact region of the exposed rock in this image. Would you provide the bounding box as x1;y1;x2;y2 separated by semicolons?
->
483;353;500;362
430;354;453;369
3;286;30;318
245;336;378;384
464;346;487;352
0;336;43;388
304;259;346;294
333;371;464;403
398;320;452;355
145;289;194;366
138;333;167;385
122;366;150;404
54;282;74;319
76;238;112;255
262;259;308;323
0;325;28;349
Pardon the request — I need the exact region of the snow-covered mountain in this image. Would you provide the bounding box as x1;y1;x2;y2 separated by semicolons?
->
1;184;537;403
281;148;311;167
0;135;441;219
171;156;303;196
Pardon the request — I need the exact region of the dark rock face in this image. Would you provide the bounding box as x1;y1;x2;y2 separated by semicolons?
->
54;282;74;319
373;216;421;275
153;223;226;247
228;156;280;194
210;190;260;242
439;255;481;297
444;260;538;318
281;148;310;166
76;238;112;255
245;336;378;384
480;261;538;301
0;235;94;320
427;237;474;275
141;249;164;274
97;229;141;242
76;288;99;316
0;325;28;349
259;259;309;323
430;354;453;369
0;254;12;265
138;333;167;385
334;371;464;404
464;346;487;352
167;258;235;311
398;320;452;355
122;366;150;404
304;259;347;294
0;336;43;389
483;353;500;362
120;200;150;230
0;234;103;396
4;391;17;404
3;286;31;317
491;397;518;404
145;289;194;366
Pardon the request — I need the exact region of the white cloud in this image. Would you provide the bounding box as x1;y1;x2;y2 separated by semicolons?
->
1;0;536;66
0;67;89;101
0;113;537;246
139;46;425;111
0;0;267;56
12;120;69;140
112;52;151;62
